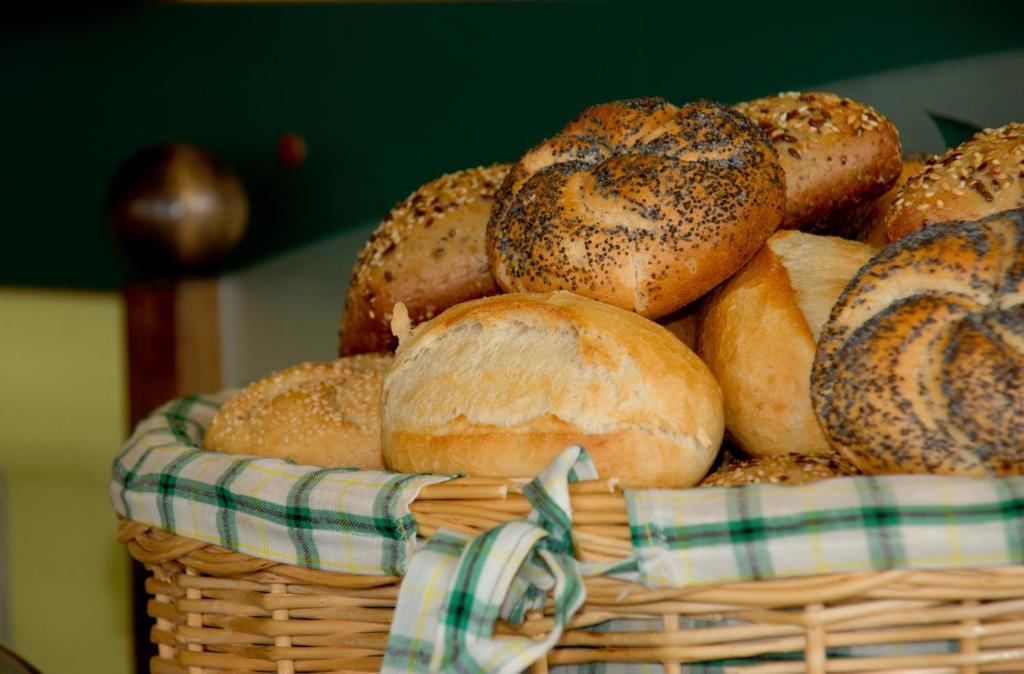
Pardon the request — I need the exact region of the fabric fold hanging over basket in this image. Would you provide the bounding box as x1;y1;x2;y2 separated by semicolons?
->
112;395;1024;674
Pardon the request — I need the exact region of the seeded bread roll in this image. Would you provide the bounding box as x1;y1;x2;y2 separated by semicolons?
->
812;209;1024;476
204;353;392;469
381;291;725;488
884;123;1024;243
855;156;930;247
734;92;902;232
698;231;876;458
487;98;785;319
700;453;860;487
340;164;510;355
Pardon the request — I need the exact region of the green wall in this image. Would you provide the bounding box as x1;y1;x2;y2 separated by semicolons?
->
0;289;130;674
4;0;1023;290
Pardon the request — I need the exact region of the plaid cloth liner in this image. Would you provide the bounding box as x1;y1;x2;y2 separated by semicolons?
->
627;472;1024;588
109;394;451;576
111;395;1024;671
383;447;592;674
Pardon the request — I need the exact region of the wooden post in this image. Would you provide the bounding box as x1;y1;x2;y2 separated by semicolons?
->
123;277;221;674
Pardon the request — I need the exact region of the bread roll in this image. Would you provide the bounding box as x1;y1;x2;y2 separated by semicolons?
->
734;92;902;232
698;231;875;458
700;453;860;487
856;156;930;247
487;98;784;319
204;353;392;469
381;291;724;488
340;164;510;355
658;304;701;351
812;208;1024;476
884;123;1024;243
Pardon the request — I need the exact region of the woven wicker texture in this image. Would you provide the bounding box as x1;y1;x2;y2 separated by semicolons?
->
120;475;1024;673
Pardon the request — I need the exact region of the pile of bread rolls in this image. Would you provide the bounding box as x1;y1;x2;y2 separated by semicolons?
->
204;94;1024;489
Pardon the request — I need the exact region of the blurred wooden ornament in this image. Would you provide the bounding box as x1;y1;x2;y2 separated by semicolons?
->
107;143;249;273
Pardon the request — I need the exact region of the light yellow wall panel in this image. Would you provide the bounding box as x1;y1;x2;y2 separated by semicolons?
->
0;288;130;674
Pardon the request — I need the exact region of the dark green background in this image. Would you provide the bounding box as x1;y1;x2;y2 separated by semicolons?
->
4;1;1023;289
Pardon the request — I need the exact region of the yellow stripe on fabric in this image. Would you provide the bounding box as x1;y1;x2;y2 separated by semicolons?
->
939;482;965;567
319;472;407;490
188;498;201;538
899;552;1009;566
247;463;312;482
246;470;282;500
666;489;699;585
243;517;274;561
411;554;459;672
802;485;831;575
334;473;357;572
318;558;387;574
480;635;532;671
192;455;227;481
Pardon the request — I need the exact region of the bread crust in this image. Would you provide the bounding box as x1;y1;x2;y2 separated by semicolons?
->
812;208;1024;476
884;123;1024;242
854;157;929;247
340;164;509;355
381;291;724;488
700;453;860;487
699;237;824;457
734;91;902;232
204;353;392;469
487;98;784;319
698;231;875;458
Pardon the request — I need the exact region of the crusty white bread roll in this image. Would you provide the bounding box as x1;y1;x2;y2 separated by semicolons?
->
812;208;1024;476
700;453;860;487
734;92;902;233
698;231;875;458
487;98;784;319
884;123;1024;243
204;353;392;469
340;164;509;355
381;291;724;488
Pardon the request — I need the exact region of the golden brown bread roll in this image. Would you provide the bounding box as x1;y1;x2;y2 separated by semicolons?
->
487;98;785;319
698;231;876;458
884;123;1024;243
700;453;860;487
204;353;392;469
381;291;724;488
812;208;1024;476
734;91;902;232
340;164;510;355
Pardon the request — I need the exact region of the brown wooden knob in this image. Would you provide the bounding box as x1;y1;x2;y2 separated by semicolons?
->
107;143;248;273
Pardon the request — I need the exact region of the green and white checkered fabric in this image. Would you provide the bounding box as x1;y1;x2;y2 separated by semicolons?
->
383;447;592;674
109;394;450;575
628;473;1024;588
110;394;1024;671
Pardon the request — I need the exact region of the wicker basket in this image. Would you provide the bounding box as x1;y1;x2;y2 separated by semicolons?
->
119;475;1024;674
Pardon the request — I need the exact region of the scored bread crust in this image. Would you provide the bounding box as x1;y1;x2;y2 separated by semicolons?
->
734;91;902;232
204;353;392;469
340;164;510;356
884;123;1024;243
698;230;875;458
812;208;1024;476
381;291;725;488
487;98;784;319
